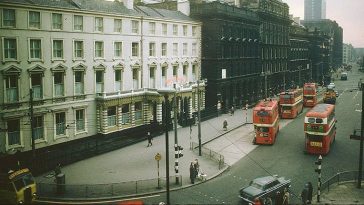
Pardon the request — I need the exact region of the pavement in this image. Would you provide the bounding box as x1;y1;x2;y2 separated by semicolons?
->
35;88;364;204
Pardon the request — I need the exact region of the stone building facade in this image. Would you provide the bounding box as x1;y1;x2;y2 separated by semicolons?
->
0;0;203;159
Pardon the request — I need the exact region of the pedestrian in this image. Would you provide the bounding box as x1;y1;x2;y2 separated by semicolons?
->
275;190;283;205
189;162;196;184
307;182;313;204
253;198;262;205
231;106;235;115
194;159;200;173
54;163;61;176
223;119;228;131
147;132;153;147
282;188;290;205
301;184;309;205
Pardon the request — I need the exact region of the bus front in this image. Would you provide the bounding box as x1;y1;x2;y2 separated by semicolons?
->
8;168;37;204
280;93;295;119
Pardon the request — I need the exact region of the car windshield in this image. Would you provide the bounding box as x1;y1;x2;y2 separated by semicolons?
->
250;181;263;190
12;173;35;191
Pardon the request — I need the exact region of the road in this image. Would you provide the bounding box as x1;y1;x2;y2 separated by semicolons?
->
136;64;364;205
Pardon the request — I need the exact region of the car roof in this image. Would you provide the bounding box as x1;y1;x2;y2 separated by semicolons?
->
253;176;277;185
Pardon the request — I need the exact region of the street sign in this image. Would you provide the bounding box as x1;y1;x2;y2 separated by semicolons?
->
155;153;162;161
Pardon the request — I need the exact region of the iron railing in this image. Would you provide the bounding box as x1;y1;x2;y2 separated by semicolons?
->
37;175;182;200
191;142;225;170
321;170;364;192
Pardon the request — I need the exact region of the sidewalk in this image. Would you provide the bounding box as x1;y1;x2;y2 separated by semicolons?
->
35;90;364;204
36;106;255;201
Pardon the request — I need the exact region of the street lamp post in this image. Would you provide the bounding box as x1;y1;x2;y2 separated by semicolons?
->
197;80;202;156
173;84;180;185
163;93;170;205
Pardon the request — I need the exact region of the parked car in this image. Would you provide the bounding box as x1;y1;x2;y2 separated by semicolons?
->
335;90;339;97
328;82;335;89
239;175;291;205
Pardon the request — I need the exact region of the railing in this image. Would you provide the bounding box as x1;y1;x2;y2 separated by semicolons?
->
321;170;364;192
191;142;225;170
37;175;182;200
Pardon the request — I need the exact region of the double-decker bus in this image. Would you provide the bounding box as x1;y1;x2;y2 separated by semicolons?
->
303;83;317;107
253;99;280;145
279;88;303;119
0;168;37;204
304;103;336;155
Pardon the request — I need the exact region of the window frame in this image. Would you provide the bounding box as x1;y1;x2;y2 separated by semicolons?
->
149;42;155;57
2;37;18;61
52;13;63;30
73;40;84;60
95;70;104;93
28;11;41;29
94;41;104;59
33;115;44;142
94;17;103;32
2;8;16;28
132;42;139;57
161;43;167;57
53;71;64;97
75;109;86;133
149;22;156;35
114;41;123;58
52;39;64;60
30;72;43;100
114;18;122;33
74;70;84;95
55;112;67;138
6;118;22;149
73;15;83;31
173;24;178;36
131;20;139;34
4;74;19;103
28;38;42;61
162;23;167;35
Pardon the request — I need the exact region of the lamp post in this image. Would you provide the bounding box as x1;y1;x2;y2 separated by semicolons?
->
197;80;202;156
163;93;170;205
173;83;180;185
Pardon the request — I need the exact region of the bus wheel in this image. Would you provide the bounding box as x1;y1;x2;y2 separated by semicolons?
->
253;138;257;145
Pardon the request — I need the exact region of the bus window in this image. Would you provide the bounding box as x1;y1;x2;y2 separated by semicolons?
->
282;95;291;99
257;127;269;132
308;118;315;123
282;106;291;110
305;96;313;100
307;134;323;141
315;118;323;123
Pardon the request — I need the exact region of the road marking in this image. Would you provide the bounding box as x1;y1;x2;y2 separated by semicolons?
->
355;109;362;113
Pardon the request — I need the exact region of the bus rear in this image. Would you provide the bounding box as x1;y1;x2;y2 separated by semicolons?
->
253;100;279;145
279;89;303;119
303;83;317;107
304;104;336;155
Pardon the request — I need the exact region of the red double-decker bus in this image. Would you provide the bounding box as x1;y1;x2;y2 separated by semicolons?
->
303;83;317;107
304;103;336;155
253;99;280;145
279;88;303;119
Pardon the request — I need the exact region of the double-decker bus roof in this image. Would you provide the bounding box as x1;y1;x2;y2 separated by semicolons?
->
253;99;278;111
306;104;335;118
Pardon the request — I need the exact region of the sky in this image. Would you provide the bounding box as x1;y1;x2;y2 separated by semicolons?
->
283;0;364;48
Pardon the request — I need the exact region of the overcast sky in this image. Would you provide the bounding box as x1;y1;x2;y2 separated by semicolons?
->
283;0;364;48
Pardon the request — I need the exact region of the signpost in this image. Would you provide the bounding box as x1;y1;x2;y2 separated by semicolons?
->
155;153;162;189
245;103;249;123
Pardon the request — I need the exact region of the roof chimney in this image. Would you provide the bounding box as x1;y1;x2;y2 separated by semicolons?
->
177;0;190;16
122;0;134;10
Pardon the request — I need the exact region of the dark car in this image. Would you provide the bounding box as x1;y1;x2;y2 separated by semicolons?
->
239;175;291;205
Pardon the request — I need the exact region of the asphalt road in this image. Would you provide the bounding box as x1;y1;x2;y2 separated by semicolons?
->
127;65;364;205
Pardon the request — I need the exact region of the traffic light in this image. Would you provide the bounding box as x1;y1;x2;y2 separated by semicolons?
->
315;155;322;173
178;146;183;158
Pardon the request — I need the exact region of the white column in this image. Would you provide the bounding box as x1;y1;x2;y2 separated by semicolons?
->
157;102;162;123
131;103;135;126
117;106;122;128
189;97;193;119
102;108;108;133
143;102;149;124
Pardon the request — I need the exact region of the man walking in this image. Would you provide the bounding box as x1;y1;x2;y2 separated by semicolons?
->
147;132;153;147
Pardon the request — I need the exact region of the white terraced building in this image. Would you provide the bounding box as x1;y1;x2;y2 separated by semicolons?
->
0;0;204;154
